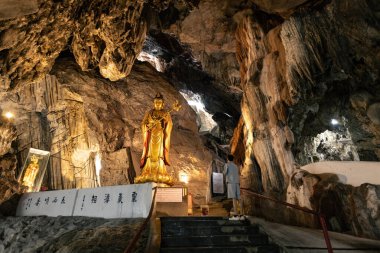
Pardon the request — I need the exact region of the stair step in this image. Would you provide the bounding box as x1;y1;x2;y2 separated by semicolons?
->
161;219;249;228
161;216;227;221
162;225;259;236
160;245;280;253
161;234;269;247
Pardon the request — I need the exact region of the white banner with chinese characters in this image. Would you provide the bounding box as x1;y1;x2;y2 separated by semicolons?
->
16;189;78;217
73;183;154;218
16;183;155;218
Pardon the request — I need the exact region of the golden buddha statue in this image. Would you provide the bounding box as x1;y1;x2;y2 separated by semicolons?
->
22;155;40;192
134;93;181;186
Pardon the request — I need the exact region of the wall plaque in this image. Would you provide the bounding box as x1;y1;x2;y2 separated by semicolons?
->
212;172;224;194
155;187;184;202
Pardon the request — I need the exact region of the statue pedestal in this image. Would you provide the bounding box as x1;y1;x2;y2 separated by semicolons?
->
155;187;188;216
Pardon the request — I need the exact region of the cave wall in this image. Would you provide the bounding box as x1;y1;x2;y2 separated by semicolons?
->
0;0;39;21
0;0;379;239
1;71;100;189
0;0;175;89
0;58;212;203
0;123;20;204
287;169;380;239
231;0;380;238
232;0;380;186
235;13;291;196
280;0;380;162
166;0;241;88
0;0;213;204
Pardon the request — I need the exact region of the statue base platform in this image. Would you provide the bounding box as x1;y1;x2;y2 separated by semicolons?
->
134;174;175;186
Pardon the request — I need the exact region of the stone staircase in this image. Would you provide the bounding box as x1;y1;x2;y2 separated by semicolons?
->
159;216;281;253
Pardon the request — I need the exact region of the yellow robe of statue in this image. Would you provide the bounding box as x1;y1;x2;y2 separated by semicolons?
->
135;107;174;186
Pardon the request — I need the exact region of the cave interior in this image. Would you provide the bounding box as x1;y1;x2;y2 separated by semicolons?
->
0;0;380;246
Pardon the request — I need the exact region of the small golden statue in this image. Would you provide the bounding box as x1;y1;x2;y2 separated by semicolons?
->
21;155;40;192
135;93;181;186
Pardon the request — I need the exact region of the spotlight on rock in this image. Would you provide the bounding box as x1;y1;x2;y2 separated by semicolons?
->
4;111;14;119
179;172;189;184
331;119;339;125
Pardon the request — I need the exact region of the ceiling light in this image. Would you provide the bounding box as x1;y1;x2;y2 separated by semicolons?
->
331;119;338;125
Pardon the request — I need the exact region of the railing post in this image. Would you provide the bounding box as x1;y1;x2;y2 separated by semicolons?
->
318;214;334;253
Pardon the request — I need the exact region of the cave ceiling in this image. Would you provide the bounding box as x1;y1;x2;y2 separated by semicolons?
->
0;0;379;183
0;0;243;125
0;0;327;93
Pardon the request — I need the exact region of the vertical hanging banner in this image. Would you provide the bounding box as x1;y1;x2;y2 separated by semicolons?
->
73;183;154;218
16;189;78;217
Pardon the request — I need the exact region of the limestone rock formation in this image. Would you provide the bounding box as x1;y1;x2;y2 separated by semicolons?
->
232;0;380;238
167;0;241;88
0;57;211;203
0;153;23;206
138;24;242;143
0;0;39;21
235;13;290;196
0;0;379;241
0;123;25;205
233;0;379;186
0;0;181;89
287;168;380;240
0;123;16;157
250;0;314;17
0;0;81;89
71;1;147;81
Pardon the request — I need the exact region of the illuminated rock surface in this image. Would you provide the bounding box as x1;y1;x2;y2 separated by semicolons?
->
233;0;380;239
0;1;179;89
0;124;23;205
0;0;379;242
0;57;211;203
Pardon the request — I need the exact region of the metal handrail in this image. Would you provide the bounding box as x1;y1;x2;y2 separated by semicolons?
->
241;188;333;253
124;187;158;253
